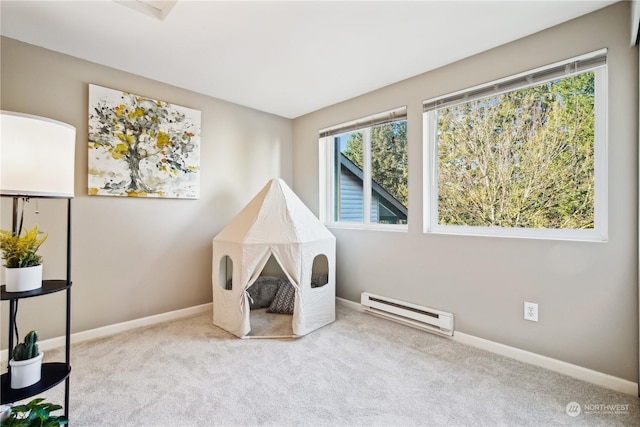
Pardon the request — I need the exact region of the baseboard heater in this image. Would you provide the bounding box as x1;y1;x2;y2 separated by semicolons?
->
361;292;454;336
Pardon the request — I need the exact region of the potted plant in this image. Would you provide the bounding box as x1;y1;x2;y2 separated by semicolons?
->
0;398;67;426
0;225;47;292
9;330;43;389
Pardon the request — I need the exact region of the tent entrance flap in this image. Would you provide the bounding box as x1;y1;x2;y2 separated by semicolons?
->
246;253;294;337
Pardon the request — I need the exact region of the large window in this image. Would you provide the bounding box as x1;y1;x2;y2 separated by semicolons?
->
423;50;607;241
320;107;408;228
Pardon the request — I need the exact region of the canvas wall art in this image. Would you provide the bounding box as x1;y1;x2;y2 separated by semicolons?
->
88;84;201;198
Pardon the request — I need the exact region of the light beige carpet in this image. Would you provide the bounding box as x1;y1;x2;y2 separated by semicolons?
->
246;308;294;338
6;305;640;426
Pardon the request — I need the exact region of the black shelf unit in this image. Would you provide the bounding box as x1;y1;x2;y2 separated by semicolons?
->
1;196;72;420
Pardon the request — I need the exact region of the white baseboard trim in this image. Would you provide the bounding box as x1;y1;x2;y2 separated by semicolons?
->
451;330;638;396
1;303;212;363
337;296;638;396
336;296;362;310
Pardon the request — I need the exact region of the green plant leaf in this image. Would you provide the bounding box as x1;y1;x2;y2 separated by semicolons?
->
1;398;67;427
0;225;47;268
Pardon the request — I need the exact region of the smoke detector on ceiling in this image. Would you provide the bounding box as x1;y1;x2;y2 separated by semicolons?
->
114;0;177;21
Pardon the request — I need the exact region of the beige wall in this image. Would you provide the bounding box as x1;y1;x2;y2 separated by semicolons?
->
1;37;293;344
293;2;639;382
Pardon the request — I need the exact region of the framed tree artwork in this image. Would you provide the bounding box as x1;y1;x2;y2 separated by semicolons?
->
88;84;201;198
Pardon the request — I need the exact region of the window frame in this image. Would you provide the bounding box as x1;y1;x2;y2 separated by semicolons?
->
423;50;608;242
319;107;408;231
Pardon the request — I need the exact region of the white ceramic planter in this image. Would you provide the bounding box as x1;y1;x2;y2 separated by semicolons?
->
9;351;43;389
0;404;11;423
4;264;43;292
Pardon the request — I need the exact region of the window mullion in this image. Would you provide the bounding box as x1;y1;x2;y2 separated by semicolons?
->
363;128;372;224
423;111;437;232
324;136;336;225
593;65;607;238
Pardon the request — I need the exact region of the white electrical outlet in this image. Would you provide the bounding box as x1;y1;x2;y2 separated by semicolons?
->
524;302;538;322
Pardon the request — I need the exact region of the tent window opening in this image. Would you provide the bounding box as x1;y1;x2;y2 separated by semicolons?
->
311;254;329;289
219;255;233;290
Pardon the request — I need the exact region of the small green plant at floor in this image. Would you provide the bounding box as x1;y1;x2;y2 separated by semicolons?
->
0;226;48;268
0;398;67;427
12;331;39;361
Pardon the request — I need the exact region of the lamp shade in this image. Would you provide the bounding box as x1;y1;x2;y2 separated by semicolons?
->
1;111;76;198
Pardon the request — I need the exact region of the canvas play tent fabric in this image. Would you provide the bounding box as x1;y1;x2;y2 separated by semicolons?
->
212;178;336;338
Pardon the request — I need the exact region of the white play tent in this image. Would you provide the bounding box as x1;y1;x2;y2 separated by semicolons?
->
212;178;336;338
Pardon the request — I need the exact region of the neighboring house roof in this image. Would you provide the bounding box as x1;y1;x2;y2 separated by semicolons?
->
340;153;408;218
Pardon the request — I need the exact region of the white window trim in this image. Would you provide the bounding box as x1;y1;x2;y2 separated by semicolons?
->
423;52;608;242
362;127;372;225
319;107;408;231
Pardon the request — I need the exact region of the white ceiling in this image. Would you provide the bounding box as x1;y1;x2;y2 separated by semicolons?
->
0;1;618;118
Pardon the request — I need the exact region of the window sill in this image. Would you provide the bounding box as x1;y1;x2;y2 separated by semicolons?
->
424;225;607;242
327;223;408;232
